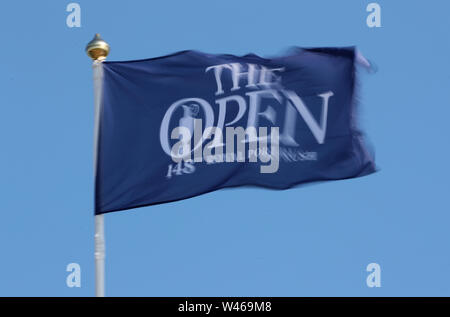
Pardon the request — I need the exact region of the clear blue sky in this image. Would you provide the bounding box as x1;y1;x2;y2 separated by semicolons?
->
1;0;449;296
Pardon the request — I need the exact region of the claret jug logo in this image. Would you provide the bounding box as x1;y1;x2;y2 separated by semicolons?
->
159;62;334;177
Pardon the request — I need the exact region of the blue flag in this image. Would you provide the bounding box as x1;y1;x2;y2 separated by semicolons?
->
96;47;375;214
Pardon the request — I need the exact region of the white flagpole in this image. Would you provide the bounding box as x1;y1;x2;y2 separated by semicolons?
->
94;214;105;297
86;34;110;297
93;54;106;298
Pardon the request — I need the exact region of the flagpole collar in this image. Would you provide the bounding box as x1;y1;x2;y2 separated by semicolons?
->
86;34;110;61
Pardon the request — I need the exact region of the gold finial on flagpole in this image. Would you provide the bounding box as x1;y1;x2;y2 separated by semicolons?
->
86;34;110;61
